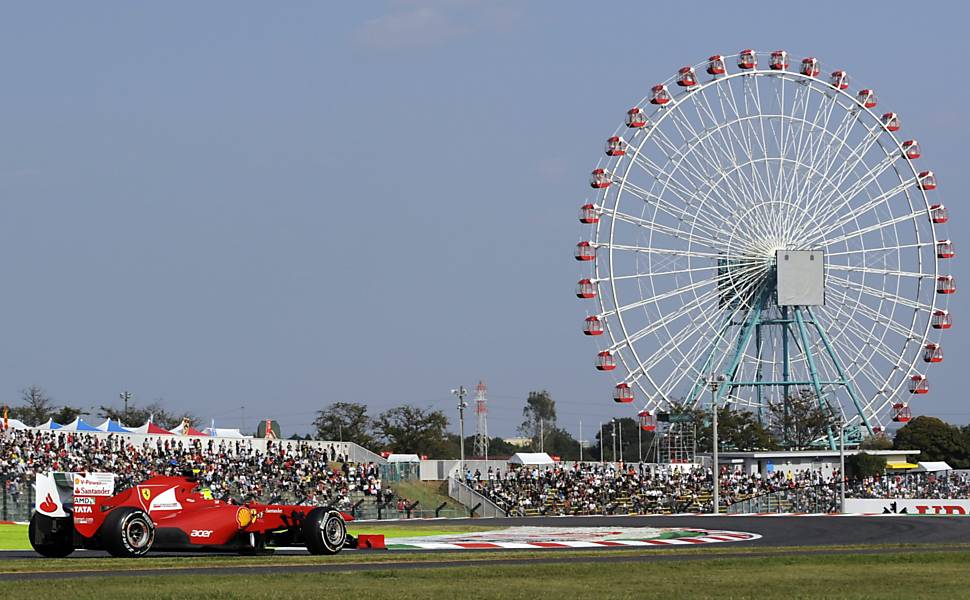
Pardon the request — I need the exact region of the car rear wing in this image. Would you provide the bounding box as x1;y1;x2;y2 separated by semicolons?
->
34;472;116;519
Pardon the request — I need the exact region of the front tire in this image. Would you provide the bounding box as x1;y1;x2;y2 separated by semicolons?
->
28;513;75;558
302;507;346;555
101;507;155;558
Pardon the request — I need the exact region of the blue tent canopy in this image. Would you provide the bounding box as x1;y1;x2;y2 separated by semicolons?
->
98;419;131;433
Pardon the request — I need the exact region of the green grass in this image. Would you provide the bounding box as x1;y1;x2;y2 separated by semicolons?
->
1;522;496;552
348;523;496;538
2;549;969;599
389;480;465;513
0;524;26;550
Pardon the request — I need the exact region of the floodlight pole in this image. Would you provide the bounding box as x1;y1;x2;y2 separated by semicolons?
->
708;374;726;515
119;391;133;422
452;386;468;479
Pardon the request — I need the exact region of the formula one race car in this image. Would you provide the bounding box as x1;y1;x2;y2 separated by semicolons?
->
29;472;353;558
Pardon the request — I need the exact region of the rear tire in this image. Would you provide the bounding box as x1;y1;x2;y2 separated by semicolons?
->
101;507;155;558
28;513;75;558
301;507;346;555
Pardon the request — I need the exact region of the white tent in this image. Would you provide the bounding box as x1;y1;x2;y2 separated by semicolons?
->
508;452;555;466
387;453;421;463
915;461;952;472
59;417;102;432
2;418;29;431
203;427;248;439
33;418;62;430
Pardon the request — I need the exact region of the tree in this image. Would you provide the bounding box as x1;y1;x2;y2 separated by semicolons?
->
52;406;85;424
846;452;886;478
543;426;581;460
894;416;968;468
859;434;893;450
518;390;557;450
313;402;376;448
768;390;837;449
9;385;56;425
375;405;450;456
487;437;517;458
715;408;778;451
98;400;196;430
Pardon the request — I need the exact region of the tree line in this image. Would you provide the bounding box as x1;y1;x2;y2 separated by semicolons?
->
6;385;197;431
6;385;966;466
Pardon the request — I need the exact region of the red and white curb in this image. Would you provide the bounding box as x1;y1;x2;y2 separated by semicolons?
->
386;530;760;550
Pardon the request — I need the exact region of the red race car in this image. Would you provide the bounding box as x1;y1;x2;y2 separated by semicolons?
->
30;472;354;557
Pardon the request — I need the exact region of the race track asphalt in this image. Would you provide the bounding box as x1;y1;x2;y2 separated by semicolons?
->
2;515;969;580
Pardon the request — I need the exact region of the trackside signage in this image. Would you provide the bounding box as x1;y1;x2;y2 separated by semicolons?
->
844;499;970;515
73;473;115;497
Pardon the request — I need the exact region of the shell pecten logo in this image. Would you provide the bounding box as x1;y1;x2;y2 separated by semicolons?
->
236;507;253;528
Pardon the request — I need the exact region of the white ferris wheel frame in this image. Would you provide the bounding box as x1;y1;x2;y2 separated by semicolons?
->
580;51;950;432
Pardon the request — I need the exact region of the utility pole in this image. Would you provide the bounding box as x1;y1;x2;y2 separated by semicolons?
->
618;419;624;464
539;418;544;453
452;386;468;478
708;374;726;515
119;391;133;423
839;420;846;514
473;381;489;462
579;420;583;463
600;421;606;465
611;419;617;464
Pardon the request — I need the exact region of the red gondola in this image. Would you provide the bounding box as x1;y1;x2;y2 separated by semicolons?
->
931;309;951;329
892;402;912;423
936;275;955;294
882;112;901;132
584;316;604;336
677;66;698;87
575;241;596;261
929;204;948;224
918;171;937;191
909;375;929;394
901;140;920;160
605;136;627;156
650;84;672;105
579;203;599;224
769;50;789;70
596;350;616;371
638;409;657;431
830;70;849;90
614;383;634;403
738;49;757;70
590;168;611;188
923;343;943;363
936;239;955;259
576;279;597;299
800;57;820;77
858;89;877;108
626;107;648;128
707;55;726;75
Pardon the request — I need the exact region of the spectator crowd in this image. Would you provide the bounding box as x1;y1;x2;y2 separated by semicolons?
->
463;462;970;516
0;429;392;511
3;429;970;518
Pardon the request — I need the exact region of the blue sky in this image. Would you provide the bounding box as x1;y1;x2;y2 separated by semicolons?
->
0;2;965;437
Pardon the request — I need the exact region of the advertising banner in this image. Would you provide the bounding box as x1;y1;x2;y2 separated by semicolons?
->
844;498;970;515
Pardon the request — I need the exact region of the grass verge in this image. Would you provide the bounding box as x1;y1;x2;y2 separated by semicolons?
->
2;549;970;599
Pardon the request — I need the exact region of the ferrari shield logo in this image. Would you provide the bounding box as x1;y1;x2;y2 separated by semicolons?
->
141;488;151;501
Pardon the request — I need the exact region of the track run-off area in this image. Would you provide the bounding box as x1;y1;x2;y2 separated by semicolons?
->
2;514;970;580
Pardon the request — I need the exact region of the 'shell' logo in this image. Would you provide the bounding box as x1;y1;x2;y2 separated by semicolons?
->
39;493;57;513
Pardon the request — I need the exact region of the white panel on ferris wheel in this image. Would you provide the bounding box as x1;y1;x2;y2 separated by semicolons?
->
776;250;824;306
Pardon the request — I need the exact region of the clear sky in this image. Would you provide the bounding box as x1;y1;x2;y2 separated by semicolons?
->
0;1;965;438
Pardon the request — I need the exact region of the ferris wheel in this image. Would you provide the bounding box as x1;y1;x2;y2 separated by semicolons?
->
575;50;953;444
